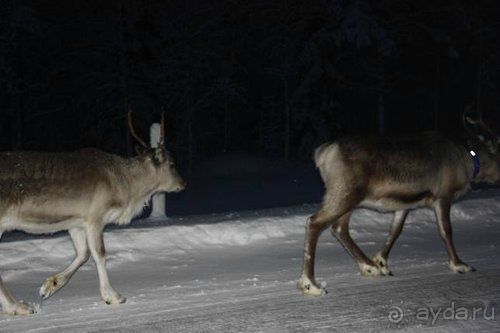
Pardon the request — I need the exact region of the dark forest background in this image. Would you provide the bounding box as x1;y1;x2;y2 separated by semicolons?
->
1;0;499;171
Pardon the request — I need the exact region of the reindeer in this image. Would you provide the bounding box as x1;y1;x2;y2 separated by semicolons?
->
298;107;500;296
0;112;185;315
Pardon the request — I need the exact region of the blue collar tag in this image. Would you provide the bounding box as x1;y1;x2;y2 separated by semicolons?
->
470;150;480;179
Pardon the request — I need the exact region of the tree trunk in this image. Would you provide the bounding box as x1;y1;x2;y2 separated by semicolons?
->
223;95;229;152
185;0;195;171
16;108;22;149
9;110;22;150
117;3;132;156
284;78;290;159
433;47;441;130
187;96;194;171
259;104;265;147
476;18;483;114
150;123;166;218
283;0;290;160
377;55;385;134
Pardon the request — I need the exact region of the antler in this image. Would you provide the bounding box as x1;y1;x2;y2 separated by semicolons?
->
463;102;497;138
127;107;149;148
475;116;497;139
160;109;165;145
462;102;476;137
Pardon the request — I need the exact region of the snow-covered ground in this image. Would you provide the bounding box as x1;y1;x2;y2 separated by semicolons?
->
1;190;499;332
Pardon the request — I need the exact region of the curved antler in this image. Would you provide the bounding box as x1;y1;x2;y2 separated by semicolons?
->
475;115;497;139
462;102;476;136
160;109;165;145
463;102;496;133
127;107;149;148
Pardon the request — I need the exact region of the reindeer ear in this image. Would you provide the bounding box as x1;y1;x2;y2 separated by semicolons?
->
153;148;166;164
488;145;497;154
463;115;480;138
486;140;498;154
134;145;148;156
465;115;477;125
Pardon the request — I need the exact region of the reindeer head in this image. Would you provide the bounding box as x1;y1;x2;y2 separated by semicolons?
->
463;103;500;184
128;110;186;193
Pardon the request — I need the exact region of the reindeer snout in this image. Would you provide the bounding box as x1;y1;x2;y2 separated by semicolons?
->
175;181;186;192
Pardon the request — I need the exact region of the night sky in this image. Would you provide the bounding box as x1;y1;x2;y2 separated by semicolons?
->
1;0;499;169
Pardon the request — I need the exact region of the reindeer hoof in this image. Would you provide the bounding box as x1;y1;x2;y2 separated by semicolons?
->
4;301;37;316
103;293;126;305
297;275;327;296
372;252;393;277
358;262;384;277
449;261;475;274
40;275;66;300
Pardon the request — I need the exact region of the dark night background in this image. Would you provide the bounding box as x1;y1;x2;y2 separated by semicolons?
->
1;0;499;214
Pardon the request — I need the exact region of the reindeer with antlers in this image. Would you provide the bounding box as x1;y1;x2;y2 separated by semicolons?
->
0;111;185;315
298;105;500;296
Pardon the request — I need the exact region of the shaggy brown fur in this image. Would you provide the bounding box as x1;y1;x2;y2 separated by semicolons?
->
298;131;500;296
0;147;185;315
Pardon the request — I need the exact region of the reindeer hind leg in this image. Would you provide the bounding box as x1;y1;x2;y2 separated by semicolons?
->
0;276;36;315
298;191;360;296
0;232;36;315
297;212;331;296
434;200;475;273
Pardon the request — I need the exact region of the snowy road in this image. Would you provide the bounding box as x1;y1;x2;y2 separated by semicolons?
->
1;190;499;332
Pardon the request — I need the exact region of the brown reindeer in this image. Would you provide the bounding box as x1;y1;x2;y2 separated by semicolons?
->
0;112;185;315
298;108;500;296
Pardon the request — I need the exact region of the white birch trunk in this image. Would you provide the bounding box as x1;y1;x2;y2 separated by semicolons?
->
149;123;166;218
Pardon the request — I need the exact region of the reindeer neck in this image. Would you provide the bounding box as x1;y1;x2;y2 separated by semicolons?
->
466;149;481;182
123;157;161;197
469;148;495;184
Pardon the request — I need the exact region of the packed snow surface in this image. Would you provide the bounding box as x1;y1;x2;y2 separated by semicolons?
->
1;190;499;332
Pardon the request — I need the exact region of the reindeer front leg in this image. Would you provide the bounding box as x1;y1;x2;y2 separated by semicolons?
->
434;199;475;273
330;212;387;277
0;276;36;315
86;224;126;305
298;212;331;296
0;232;36;315
40;228;90;299
372;210;409;276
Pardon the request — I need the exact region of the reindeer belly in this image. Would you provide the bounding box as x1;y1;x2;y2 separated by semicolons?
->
9;218;84;234
361;184;435;212
1;210;84;234
0;197;87;234
360;197;428;211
